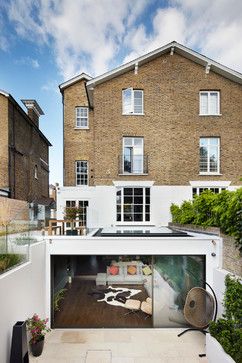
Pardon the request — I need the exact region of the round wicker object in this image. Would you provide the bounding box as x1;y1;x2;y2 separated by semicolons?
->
183;287;215;329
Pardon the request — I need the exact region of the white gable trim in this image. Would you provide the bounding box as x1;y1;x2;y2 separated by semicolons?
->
59;72;92;91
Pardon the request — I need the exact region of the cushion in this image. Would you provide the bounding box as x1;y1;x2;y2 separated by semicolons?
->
108;265;119;275
124;299;141;310
141;301;152;315
127;265;137;275
142;265;152;276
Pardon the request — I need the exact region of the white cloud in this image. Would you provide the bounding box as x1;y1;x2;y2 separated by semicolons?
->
7;0;149;79
5;0;242;81
124;0;242;73
124;7;186;63
15;56;40;68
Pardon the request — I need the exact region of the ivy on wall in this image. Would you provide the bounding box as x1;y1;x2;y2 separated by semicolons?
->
209;275;242;362
170;188;242;251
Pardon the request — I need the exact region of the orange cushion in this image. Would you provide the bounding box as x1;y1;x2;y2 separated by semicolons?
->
109;265;119;275
127;265;137;275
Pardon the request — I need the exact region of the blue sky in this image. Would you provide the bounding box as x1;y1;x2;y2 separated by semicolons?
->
0;0;242;185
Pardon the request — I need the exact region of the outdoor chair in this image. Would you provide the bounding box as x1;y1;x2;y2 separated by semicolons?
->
178;283;217;338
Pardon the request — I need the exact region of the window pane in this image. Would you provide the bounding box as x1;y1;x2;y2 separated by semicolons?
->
210;93;218;114
200;93;208;114
134;196;143;205
124;196;132;204
134;213;143;221
124;214;133;221
134;205;143;213
145;214;150;222
134;188;143;195
123;88;132;114
124;188;133;195
134;138;143;146
134;90;143;114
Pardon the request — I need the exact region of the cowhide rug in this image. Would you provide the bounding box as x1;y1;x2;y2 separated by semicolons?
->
97;286;142;307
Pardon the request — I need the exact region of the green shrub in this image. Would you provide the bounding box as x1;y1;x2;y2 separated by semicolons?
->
170;188;242;251
0;254;24;273
209;276;242;362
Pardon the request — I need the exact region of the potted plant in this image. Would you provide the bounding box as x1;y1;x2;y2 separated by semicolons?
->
64;207;78;235
26;314;50;357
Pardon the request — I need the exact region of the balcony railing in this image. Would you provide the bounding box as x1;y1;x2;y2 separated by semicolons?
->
118;154;148;174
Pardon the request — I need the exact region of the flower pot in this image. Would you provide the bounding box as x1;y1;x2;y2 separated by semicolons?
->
30;337;45;357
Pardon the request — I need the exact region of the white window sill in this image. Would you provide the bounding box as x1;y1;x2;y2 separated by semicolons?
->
75;184;89;187
74;127;89;130
199;114;222;117
199;173;222;176
122;113;145;116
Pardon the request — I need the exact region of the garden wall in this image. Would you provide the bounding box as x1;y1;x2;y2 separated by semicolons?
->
0;197;29;221
0;241;46;363
169;223;242;276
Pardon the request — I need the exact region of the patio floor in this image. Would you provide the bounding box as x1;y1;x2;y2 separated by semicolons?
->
29;329;208;363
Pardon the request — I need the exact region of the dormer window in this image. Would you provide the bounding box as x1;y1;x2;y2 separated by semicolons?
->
76;107;89;128
122;88;143;115
199;91;220;115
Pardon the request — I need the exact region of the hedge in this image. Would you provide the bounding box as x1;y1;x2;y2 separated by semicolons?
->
170;188;242;251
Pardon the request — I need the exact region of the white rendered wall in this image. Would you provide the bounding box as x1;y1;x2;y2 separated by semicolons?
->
57;185;192;227
0;242;46;363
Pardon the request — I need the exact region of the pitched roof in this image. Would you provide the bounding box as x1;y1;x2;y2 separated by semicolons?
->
0;90;51;146
59;72;92;91
59;41;242;107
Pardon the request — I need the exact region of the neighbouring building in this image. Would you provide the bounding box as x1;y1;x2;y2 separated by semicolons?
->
0;90;52;220
57;41;242;227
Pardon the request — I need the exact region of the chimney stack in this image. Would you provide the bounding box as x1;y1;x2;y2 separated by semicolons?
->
21;99;44;128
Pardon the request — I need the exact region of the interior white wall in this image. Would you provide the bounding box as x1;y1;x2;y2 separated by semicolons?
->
0;242;46;363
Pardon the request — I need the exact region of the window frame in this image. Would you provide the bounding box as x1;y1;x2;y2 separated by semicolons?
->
199;137;220;175
192;187;226;198
116;187;150;224
199;91;220;116
122;137;144;174
65;200;89;227
75;160;88;186
122;88;144;115
75;106;89;129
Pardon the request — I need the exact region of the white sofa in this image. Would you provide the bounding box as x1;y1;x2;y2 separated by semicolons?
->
106;261;144;285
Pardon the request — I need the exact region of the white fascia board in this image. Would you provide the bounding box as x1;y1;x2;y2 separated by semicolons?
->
59;72;92;91
189;181;231;187
113;181;154;187
0;89;9;97
86;41;176;88
87;42;242;89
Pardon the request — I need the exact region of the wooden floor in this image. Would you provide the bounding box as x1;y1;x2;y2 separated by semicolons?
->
53;278;152;328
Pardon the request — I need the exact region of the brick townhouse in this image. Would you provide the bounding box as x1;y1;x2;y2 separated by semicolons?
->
57;41;242;227
0;90;52;216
